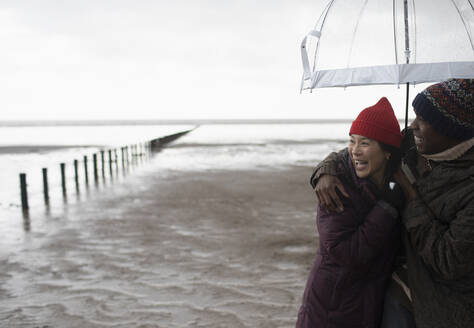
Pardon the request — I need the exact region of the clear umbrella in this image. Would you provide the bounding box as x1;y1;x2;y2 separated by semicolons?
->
300;0;474;127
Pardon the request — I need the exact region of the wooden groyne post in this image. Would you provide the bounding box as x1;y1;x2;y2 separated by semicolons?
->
114;149;119;172
19;173;29;211
93;153;99;183
74;159;80;192
42;168;49;205
83;155;89;186
121;147;125;168
100;150;105;179
60;163;67;196
108;149;113;176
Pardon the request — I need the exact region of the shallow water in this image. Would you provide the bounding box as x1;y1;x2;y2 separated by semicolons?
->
0;169;317;327
0;124;345;327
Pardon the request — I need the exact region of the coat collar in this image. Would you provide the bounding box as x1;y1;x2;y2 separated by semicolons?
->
421;137;474;162
415;142;474;177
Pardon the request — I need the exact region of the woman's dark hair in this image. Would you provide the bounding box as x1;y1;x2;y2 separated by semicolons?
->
379;142;402;184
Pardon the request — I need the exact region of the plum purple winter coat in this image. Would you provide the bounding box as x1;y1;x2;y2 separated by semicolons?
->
297;150;400;328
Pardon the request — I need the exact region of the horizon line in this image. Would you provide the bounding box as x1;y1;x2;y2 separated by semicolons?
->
0;118;411;127
0;118;352;127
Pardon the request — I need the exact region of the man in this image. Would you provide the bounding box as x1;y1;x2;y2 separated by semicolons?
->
311;79;474;328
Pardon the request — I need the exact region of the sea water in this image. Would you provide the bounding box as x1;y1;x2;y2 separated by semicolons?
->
0;124;194;210
0;122;349;211
152;123;349;171
0;122;350;327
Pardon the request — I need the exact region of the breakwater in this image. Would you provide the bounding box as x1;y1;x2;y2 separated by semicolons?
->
17;128;195;217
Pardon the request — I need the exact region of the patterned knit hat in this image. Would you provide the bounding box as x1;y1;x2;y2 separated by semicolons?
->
349;97;402;148
412;79;474;141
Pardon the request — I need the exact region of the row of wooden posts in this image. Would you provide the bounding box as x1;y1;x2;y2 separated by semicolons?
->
19;142;152;212
18;128;196;213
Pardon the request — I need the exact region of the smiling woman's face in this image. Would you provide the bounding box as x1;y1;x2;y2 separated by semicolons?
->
349;134;390;187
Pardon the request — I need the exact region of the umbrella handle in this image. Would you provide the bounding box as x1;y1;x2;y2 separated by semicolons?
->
405;82;410;130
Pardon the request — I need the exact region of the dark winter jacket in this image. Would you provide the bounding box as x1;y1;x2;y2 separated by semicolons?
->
400;144;474;328
297;149;400;328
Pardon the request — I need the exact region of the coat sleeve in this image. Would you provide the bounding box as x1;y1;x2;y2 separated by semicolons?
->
318;198;399;268
310;148;347;188
402;198;474;281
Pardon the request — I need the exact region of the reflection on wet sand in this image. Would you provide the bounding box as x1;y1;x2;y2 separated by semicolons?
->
0;165;316;327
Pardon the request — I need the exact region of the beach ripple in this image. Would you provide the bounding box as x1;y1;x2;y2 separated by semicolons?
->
0;167;316;327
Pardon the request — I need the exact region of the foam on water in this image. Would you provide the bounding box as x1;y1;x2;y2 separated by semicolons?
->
151;124;348;172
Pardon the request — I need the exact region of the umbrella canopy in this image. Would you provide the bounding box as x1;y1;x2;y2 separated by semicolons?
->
301;0;474;91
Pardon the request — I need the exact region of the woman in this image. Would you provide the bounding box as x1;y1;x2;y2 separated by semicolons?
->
296;97;403;328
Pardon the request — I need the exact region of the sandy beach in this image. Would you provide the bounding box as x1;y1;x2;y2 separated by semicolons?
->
0;163;318;327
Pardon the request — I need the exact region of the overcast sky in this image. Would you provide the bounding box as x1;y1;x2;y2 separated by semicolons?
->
0;0;426;121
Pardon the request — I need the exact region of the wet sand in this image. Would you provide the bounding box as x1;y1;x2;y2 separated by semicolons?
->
0;165;318;327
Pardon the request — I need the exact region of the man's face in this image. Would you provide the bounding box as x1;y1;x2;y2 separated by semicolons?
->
410;113;458;154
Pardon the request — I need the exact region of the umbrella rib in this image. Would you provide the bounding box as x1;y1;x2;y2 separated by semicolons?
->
312;0;337;73
346;0;369;70
449;0;474;51
411;0;417;64
403;0;411;63
314;0;336;29
392;0;399;65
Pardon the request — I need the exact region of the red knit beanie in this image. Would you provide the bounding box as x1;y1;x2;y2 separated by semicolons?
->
349;97;402;148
